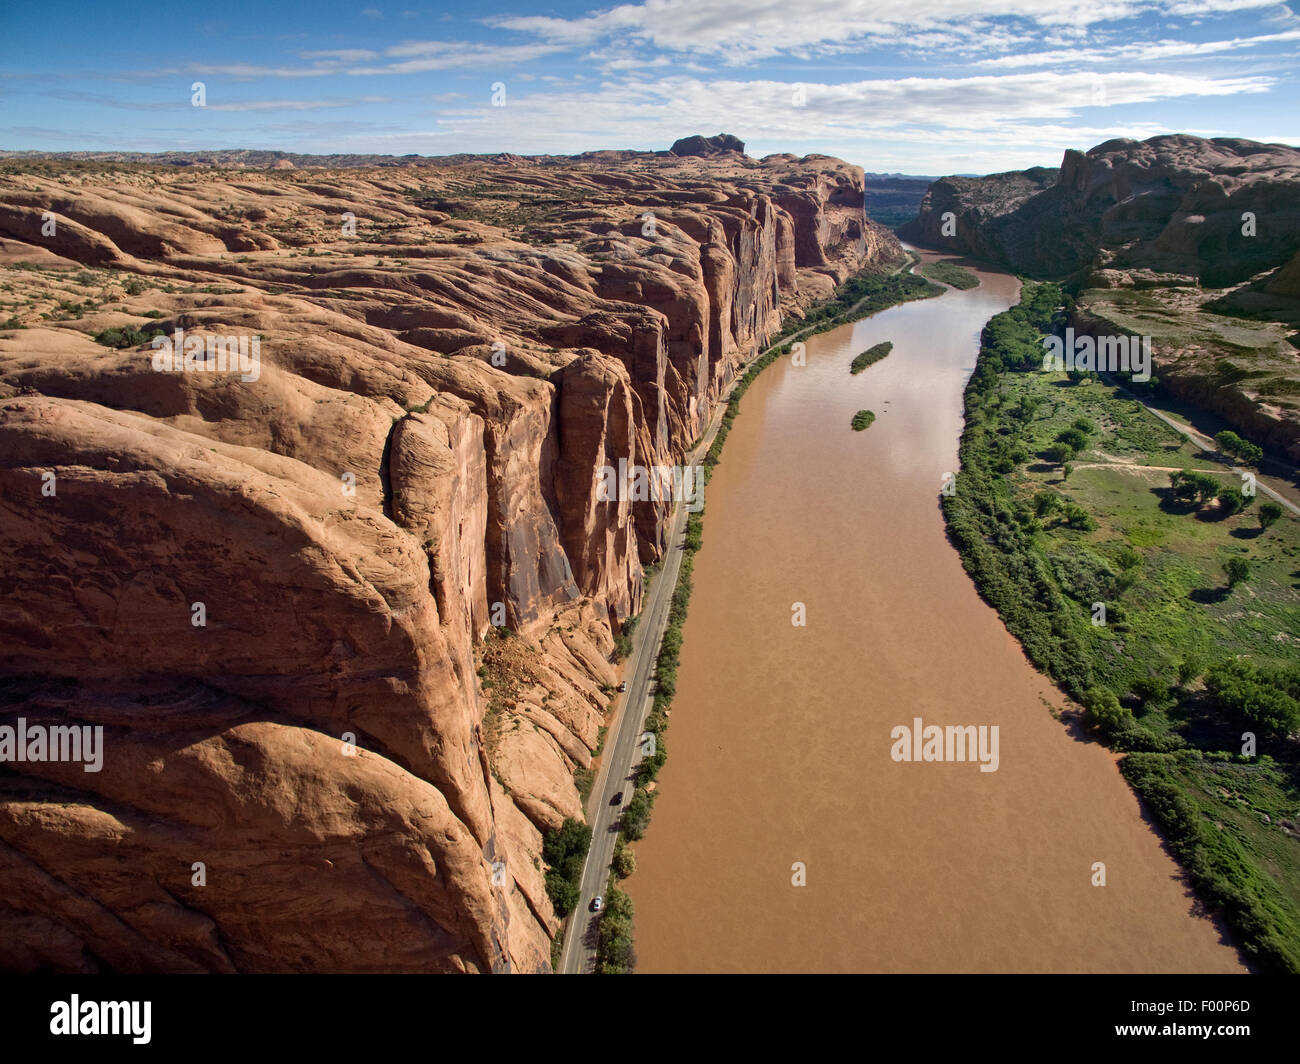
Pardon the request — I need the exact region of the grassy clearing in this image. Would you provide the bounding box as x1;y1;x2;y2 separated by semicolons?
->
944;281;1300;972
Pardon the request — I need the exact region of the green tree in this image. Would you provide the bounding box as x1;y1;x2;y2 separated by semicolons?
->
542;818;591;867
596;889;637;974
1171;470;1219;504
1216;485;1245;515
1223;556;1251;589
1191;472;1220;503
542;818;591;916
1033;491;1062;518
1083;688;1132;734
1177;655;1204;687
1044;442;1073;465
544;873;579;916
1055;427;1089;452
1063;504;1096;531
1215;429;1244;456
1215;430;1263;464
1259;501;1283;530
93;324;163;349
1205;659;1300;738
620;788;655;841
612;839;637;879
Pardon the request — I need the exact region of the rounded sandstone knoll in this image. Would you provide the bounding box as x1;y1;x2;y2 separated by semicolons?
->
669;133;746;158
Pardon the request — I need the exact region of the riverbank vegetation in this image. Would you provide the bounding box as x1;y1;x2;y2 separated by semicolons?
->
764;263;941;355
851;341;893;374
595;887;635;974
851;409;877;431
921;260;980;290
943;281;1300;972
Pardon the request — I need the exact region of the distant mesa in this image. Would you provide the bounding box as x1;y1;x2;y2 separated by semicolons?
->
669;133;746;158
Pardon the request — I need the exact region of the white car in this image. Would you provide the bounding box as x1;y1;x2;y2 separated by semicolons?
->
590;895;603;913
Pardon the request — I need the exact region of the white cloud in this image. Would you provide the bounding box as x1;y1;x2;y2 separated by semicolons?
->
296;49;381;62
180;41;567;78
208;95;390;111
976;26;1300;65
488;0;1284;64
389;68;1274;171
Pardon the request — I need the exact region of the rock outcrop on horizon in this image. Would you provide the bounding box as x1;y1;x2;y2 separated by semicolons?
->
669;133;746;158
0;146;902;972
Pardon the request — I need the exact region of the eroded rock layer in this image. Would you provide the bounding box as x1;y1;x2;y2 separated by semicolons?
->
0;147;901;971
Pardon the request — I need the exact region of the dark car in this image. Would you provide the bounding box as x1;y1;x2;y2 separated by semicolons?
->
617;681;627;692
610;791;624;805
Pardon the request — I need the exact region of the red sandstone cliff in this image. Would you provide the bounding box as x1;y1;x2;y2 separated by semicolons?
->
0;148;902;971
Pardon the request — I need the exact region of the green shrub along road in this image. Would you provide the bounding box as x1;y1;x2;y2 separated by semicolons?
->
943;281;1300;973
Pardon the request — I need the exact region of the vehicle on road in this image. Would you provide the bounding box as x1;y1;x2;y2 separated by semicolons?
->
617;681;627;692
611;791;624;805
590;896;603;913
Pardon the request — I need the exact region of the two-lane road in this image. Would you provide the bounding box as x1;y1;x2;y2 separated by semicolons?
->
558;396;724;974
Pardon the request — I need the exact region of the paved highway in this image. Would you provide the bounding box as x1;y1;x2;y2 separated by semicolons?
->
557;388;724;974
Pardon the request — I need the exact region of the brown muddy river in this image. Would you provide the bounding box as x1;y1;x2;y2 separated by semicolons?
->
622;253;1245;973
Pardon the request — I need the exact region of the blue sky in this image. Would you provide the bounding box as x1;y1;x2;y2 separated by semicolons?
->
2;0;1298;174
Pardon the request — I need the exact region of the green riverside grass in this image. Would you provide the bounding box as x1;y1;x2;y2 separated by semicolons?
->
942;280;1300;973
920;260;980;290
596;260;942;973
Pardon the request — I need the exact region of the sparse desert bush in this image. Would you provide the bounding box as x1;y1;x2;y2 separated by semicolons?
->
93;325;162;348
